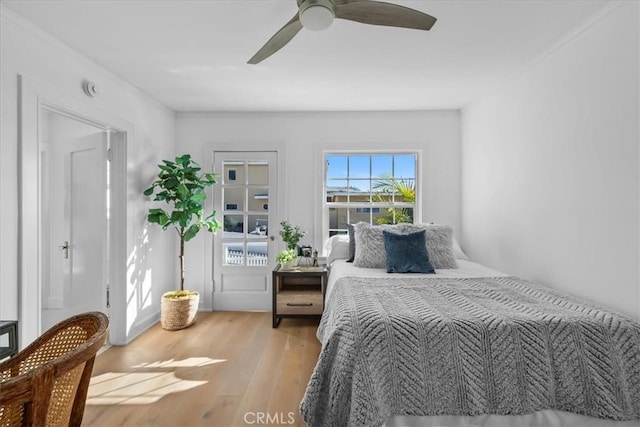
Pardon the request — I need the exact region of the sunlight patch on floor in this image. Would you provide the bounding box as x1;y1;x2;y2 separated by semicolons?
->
131;357;226;369
87;357;226;405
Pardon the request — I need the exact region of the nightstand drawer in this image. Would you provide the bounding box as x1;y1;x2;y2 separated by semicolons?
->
277;291;323;315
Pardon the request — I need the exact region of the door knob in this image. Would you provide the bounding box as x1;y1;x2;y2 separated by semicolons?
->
59;241;69;259
269;235;275;241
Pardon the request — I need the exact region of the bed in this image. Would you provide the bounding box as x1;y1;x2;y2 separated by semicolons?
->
299;223;640;427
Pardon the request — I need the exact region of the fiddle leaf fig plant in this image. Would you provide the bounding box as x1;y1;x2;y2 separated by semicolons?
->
144;154;221;293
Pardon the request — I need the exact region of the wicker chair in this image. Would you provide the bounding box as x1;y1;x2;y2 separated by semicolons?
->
0;312;108;427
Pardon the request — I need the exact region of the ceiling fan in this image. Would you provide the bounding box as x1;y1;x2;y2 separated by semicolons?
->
248;0;437;64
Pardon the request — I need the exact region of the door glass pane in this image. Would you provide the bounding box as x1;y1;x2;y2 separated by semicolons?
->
223;161;243;184
246;241;268;266
223;214;244;237
247;161;268;185
248;188;268;212
223;187;245;212
247;215;268;238
223;242;245;266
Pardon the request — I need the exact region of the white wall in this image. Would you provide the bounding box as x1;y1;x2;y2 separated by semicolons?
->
462;2;640;319
0;7;176;344
176;111;461;308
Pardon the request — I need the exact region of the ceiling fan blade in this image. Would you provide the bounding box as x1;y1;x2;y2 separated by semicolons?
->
248;14;303;64
335;1;437;30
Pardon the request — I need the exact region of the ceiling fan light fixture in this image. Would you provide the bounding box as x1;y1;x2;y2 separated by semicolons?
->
299;0;335;31
248;0;437;64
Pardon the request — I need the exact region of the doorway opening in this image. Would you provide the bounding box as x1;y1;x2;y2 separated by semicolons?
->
19;76;128;347
39;108;116;333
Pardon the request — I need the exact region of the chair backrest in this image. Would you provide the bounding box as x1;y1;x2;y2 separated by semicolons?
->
0;312;109;427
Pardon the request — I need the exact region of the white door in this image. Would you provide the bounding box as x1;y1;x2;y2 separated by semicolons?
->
41;110;109;331
213;152;278;310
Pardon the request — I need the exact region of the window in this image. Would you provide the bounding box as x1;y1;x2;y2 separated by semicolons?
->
325;153;418;237
355;208;380;214
227;168;237;181
225;203;238;211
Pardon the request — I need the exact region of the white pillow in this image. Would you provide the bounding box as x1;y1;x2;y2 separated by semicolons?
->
324;234;349;255
327;240;350;266
452;238;469;260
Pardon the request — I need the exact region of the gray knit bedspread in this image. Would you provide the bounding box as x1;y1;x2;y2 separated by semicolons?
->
299;276;640;427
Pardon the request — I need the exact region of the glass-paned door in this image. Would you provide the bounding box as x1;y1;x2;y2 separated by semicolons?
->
213;151;277;310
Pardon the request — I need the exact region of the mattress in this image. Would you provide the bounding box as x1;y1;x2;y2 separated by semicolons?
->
302;260;640;427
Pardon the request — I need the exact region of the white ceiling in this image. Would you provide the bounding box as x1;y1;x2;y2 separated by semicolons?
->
2;0;610;112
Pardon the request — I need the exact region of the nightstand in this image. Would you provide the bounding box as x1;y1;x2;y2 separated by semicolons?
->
272;264;327;328
0;320;18;360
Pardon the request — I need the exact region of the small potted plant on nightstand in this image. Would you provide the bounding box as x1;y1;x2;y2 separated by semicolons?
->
276;248;298;269
144;154;221;330
277;221;306;268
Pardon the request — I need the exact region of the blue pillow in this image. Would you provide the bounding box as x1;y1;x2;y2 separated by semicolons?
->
383;230;435;274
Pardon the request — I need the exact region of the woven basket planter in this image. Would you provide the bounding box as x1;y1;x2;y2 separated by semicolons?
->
160;292;199;330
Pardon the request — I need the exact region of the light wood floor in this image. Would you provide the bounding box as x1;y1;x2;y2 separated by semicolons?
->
82;312;321;427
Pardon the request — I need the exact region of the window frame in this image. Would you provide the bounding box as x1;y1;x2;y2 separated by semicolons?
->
323;150;422;241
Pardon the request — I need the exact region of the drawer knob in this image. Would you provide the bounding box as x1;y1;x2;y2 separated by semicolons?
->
286;303;313;306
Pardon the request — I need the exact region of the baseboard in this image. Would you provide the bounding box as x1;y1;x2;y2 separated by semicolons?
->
111;311;159;346
46;297;63;309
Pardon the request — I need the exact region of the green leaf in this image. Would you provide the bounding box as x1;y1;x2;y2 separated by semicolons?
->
164;177;179;189
177;183;189;197
176;154;191;166
184;224;200;241
154;191;169;201
143;186;155;196
170;210;186;225
204;217;221;233
147;209;169;226
190;192;206;203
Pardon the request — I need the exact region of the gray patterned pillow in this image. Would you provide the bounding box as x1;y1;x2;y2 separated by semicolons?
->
353;222;401;268
398;223;458;269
